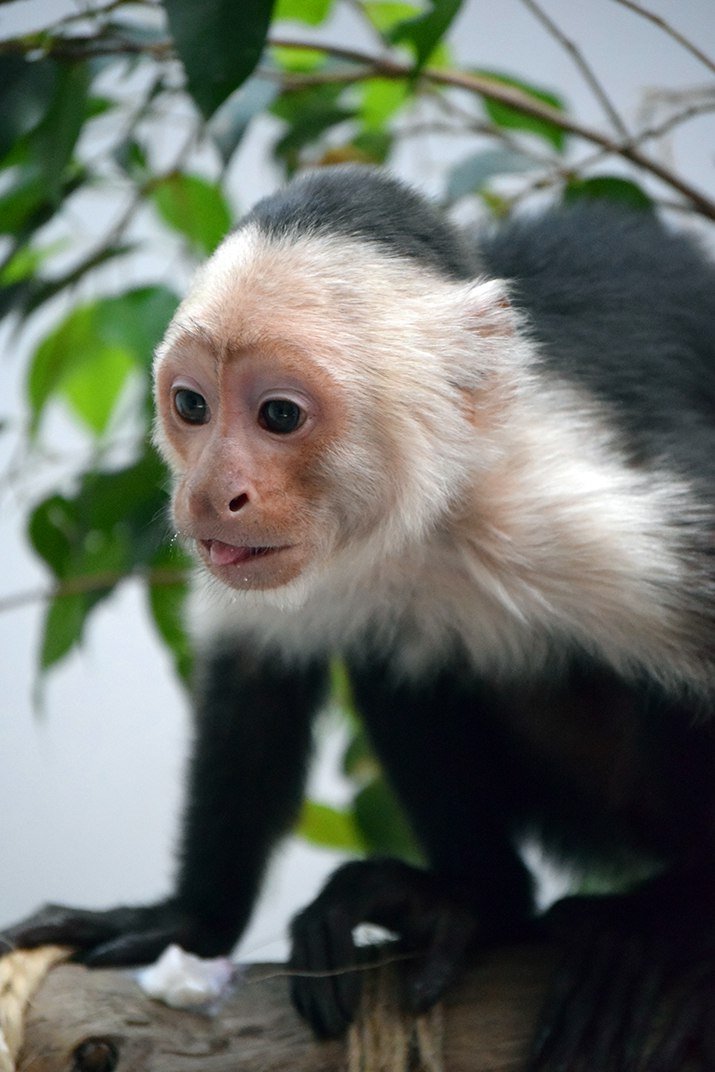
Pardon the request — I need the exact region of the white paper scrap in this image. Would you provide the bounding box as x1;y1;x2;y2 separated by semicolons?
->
136;944;237;1011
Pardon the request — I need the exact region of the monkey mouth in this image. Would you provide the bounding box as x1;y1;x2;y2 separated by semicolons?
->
200;538;288;567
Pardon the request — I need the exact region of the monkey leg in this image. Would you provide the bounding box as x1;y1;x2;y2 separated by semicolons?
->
527;864;715;1072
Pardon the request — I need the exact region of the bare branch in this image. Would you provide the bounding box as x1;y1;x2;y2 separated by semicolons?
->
519;0;630;138
0;567;188;615
544;97;715;193
610;0;715;77
0;32;173;62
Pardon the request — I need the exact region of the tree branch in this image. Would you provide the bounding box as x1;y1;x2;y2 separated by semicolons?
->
610;0;715;77
267;37;715;220
519;0;630;138
0;567;188;615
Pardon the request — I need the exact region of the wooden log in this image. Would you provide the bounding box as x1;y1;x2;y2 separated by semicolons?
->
16;944;559;1072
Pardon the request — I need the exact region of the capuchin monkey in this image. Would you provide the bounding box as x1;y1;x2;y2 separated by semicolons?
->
5;166;715;1069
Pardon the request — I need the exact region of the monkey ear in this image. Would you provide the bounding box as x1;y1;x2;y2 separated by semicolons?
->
448;278;527;394
448;276;531;394
460;278;517;340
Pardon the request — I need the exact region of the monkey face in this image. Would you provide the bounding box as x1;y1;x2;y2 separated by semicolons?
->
154;335;354;592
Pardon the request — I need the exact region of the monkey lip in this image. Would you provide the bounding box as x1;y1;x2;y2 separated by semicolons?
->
201;538;288;567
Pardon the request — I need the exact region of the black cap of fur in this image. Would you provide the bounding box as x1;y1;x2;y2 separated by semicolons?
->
239;165;477;280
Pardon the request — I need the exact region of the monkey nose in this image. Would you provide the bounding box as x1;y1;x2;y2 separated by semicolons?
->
229;493;249;512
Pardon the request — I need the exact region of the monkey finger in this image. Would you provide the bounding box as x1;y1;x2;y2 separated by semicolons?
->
404;908;477;1014
1;902;134;953
289;910;361;1038
80;927;189;968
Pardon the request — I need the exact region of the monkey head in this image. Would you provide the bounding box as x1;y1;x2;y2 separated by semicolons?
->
153;193;518;603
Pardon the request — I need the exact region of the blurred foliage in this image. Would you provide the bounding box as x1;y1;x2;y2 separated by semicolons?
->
0;0;707;856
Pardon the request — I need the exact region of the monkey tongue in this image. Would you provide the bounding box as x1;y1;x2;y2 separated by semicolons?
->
206;539;259;566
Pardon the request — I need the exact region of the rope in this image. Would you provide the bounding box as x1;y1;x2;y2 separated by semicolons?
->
0;946;70;1072
347;962;445;1072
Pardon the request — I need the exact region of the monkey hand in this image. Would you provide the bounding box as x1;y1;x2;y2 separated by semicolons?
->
0;899;236;967
288;858;478;1038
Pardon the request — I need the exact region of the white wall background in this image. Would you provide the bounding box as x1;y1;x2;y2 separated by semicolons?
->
1;0;713;962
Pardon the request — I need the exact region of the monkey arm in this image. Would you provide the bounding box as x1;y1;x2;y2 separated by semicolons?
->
173;644;328;951
2;646;328;966
289;662;537;1038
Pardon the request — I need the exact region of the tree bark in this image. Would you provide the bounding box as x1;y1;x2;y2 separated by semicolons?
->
17;945;559;1072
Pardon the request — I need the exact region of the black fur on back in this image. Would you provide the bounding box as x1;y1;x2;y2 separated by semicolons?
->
478;204;715;484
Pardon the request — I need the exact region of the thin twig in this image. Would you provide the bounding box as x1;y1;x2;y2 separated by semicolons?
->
0;567;188;615
571;97;715;179
610;0;715;77
0;34;173;62
519;0;630;138
344;0;393;52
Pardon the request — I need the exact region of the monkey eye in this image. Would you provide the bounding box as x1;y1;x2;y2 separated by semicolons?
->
258;399;305;434
173;388;209;425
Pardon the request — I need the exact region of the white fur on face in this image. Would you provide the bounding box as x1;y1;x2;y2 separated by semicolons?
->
156;226;712;696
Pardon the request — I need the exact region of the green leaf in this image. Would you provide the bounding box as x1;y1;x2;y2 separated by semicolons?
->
390;0;463;70
271;45;326;72
330;657;357;717
96;286;178;367
274;0;334;24
350;129;392;165
29;452;169;583
342;731;381;783
564;175;653;210
209;76;278;164
28;495;78;580
152;173;232;256
28;304;95;429
113;137;149;178
29;448;173;676
0;241;58;284
272;84;355;171
147;543;193;684
0;170;48;235
61;344;136;434
0;165;86;239
477;70;567;152
447;147;541;200
297;799;365;852
78;450;168;559
27;287;178;435
30;61;90;200
165;0;277;119
0;56;57;161
364;2;421;35
359;78;409;130
354;779;422;862
40;592;89;669
13;241;135;322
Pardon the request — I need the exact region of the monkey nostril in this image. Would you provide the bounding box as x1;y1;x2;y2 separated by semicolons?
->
229;493;249;513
